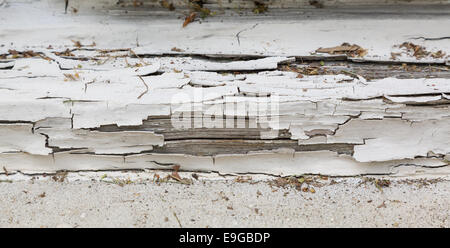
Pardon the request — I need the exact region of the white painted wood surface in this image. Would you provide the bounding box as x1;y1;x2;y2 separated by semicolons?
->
0;0;449;176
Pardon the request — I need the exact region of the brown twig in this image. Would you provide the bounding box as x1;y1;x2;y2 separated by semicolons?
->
129;49;148;65
173;212;182;228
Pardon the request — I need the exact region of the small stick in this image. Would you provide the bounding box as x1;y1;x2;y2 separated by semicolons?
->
129;49;148;65
173;212;182;228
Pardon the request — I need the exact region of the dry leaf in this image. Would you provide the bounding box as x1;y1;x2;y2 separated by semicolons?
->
169;165;191;184
183;12;196;28
316;43;367;57
55;49;75;57
309;0;324;8
171;171;182;182
64;73;77;81
431;50;446;59
253;1;268;14
160;0;175;11
397;42;445;59
171;47;184;52
71;40;82;48
133;0;143;7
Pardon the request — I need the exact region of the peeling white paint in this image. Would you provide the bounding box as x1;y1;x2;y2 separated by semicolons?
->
328;118;450;162
0;1;449;176
0;124;51;155
1;150;448;176
41;129;164;154
2;1;449;62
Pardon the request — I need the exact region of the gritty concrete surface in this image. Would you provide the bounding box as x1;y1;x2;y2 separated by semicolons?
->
0;171;448;228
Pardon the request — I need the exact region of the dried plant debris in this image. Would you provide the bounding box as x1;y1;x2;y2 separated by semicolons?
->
218;191;229;201
430;50;446;59
171;47;184;52
7;49;38;58
358;177;391;192
375;179;391;191
63;72;80;81
300;65;326;75
280;64;332;76
316;43;367;57
170;165;183;182
52;171;68;182
390;52;402;60
109;177;133;186
234;176;252;183
280;65;302;73
183;12;197;27
99;174;133;186
160;0;175;11
71;40;82;48
132;0;144;7
397;178;444;188
181;0;215;27
399;42;428;58
168;165;193;184
54;49;75;57
309;0;324;8
71;40;96;48
1;49;50;60
253;1;268;14
400;63;422;72
189;0;215;19
153;173;163;184
269;176;324;192
113;178;133;187
153;172;172;185
396;42;446;59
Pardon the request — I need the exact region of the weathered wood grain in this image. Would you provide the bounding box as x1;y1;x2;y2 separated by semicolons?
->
0;1;449;176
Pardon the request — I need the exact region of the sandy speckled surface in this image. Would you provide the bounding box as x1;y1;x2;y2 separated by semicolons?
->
0;172;448;228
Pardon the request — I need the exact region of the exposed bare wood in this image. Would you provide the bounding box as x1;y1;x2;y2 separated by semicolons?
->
0;1;449;176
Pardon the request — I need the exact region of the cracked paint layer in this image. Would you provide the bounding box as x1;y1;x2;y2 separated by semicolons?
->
0;55;448;176
0;1;449;176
